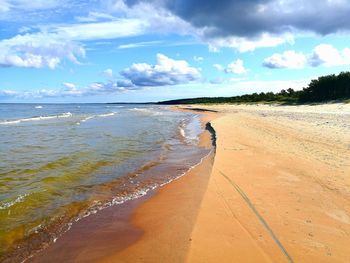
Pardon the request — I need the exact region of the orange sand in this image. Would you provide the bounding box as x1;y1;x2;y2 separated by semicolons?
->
103;104;350;263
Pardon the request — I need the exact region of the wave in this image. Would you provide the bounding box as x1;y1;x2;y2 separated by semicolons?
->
178;118;200;144
106;105;124;108
0;112;73;125
35;106;43;109
76;112;117;125
129;108;163;116
0;193;29;210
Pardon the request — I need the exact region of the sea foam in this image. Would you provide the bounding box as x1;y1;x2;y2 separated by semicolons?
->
0;112;73;125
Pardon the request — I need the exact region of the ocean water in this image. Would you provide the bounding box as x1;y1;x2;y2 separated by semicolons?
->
0;104;210;260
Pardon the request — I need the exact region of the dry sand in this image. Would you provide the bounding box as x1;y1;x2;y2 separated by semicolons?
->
104;103;350;263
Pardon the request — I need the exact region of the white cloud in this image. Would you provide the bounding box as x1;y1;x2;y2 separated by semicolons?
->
117;41;163;49
63;82;76;90
309;44;350;67
193;56;204;62
213;64;224;71
0;17;144;69
0;89;18;98
206;33;295;53
0;54;60;69
0;32;85;69
103;68;113;78
0;0;60;13
48;19;145;41
0;78;138;100
105;0;193;35
263;44;350;69
121;53;201;86
225;59;247;74
0;2;183;69
263;50;307;69
0;1;299;71
213;60;248;74
75;12;115;22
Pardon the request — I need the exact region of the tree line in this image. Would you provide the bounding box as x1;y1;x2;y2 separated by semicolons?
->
158;71;350;105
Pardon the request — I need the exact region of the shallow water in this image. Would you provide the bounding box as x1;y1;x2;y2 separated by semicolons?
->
0;104;209;260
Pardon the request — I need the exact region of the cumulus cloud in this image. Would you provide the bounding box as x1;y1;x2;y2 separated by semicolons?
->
263;50;306;69
207;33;295;53
120;53;201;86
0;32;85;69
0;15;147;69
225;59;247;74
108;1;290;52
2;0;350;64
104;0;193;35
115;0;350;52
0;1;186;69
309;44;350;67
263;44;350;69
213;60;247;74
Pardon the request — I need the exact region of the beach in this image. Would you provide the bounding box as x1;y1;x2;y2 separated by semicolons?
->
100;103;350;263
4;103;350;262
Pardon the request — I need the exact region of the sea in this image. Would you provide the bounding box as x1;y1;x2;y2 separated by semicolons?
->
0;103;211;261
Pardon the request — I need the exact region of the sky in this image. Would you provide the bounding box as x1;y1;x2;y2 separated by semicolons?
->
0;0;350;103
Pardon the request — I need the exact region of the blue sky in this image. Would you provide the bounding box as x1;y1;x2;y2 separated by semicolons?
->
1;0;350;103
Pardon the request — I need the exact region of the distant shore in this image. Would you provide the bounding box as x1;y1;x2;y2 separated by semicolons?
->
28;103;350;262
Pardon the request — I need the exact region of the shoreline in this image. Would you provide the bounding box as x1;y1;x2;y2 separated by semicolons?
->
8;102;350;262
25;110;217;263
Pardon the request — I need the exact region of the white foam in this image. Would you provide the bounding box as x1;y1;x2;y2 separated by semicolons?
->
179;127;186;138
178;117;201;144
0;193;29;210
130;108;163;116
106;105;124;108
35;106;43;109
0;112;73;125
76;112;117;125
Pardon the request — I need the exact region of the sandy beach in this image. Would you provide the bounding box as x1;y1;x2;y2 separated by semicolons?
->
102;103;350;263
28;103;350;263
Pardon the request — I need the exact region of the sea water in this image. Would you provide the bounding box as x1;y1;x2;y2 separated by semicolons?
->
0;103;210;260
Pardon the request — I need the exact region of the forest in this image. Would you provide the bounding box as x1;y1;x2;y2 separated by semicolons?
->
158;72;350;105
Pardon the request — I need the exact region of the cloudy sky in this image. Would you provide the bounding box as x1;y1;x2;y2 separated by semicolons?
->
1;0;350;102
